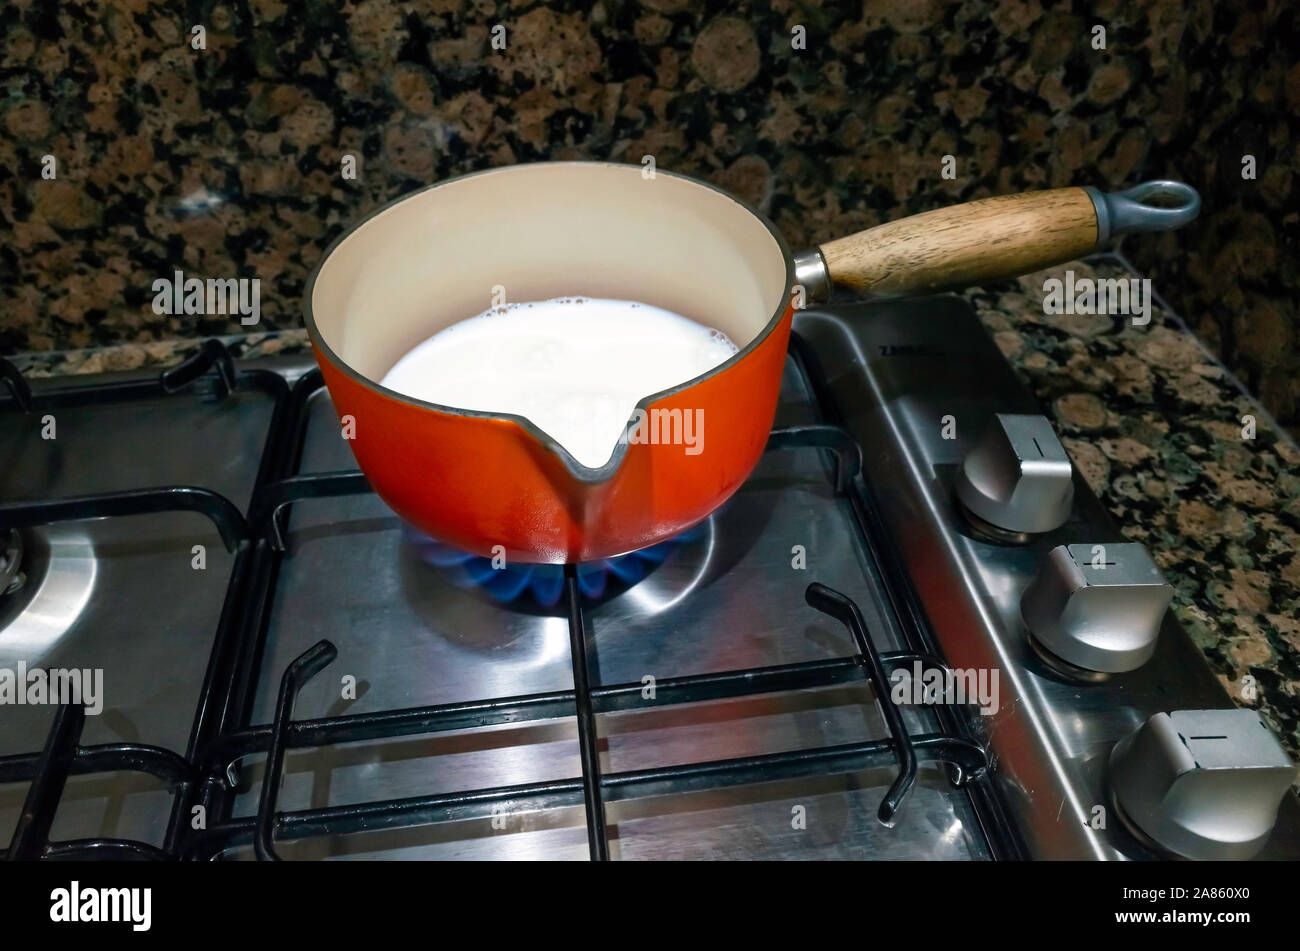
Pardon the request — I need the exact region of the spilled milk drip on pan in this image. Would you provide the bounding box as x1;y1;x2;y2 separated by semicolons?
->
380;297;739;468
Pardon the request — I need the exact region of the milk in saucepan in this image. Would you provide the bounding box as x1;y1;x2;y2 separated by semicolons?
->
379;298;739;468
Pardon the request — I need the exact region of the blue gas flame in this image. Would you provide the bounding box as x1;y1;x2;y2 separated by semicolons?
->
403;525;702;607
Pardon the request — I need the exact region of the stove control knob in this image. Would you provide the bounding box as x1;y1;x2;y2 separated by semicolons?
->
1021;543;1172;674
954;414;1074;538
1110;710;1298;860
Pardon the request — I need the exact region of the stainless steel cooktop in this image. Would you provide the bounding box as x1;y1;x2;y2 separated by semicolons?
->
0;293;1295;861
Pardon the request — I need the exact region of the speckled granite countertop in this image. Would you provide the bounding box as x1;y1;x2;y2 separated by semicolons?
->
7;257;1300;764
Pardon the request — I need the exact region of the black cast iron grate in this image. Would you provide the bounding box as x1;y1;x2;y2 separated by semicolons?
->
0;335;1014;861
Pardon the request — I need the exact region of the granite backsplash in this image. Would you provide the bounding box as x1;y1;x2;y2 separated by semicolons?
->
1;0;1296;431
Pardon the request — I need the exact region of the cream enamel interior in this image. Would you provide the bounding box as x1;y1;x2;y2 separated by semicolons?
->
308;163;790;389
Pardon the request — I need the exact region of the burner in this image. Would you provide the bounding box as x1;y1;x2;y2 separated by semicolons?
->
402;523;706;606
0;528;25;598
0;526;98;646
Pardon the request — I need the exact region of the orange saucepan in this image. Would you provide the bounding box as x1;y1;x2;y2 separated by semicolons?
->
304;162;1198;563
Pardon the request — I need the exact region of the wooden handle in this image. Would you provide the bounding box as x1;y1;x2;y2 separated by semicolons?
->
818;187;1099;298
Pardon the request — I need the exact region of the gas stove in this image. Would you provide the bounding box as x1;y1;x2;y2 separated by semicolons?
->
1;296;1296;861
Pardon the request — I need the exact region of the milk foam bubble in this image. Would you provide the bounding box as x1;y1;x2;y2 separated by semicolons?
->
379;297;740;468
